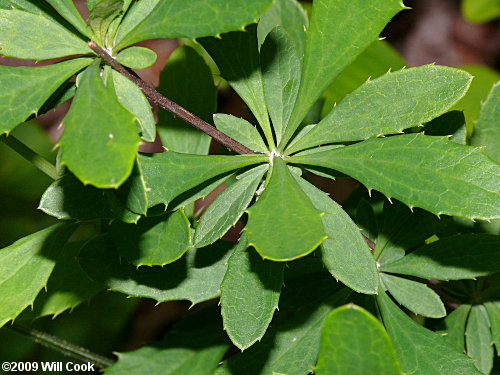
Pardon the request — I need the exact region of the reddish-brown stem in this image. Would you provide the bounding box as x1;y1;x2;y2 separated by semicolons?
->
88;41;255;155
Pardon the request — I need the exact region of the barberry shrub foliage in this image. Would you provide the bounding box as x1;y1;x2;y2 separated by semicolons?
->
0;0;499;374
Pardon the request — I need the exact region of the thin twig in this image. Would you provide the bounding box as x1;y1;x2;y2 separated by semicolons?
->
0;134;58;180
7;323;115;369
88;41;255;155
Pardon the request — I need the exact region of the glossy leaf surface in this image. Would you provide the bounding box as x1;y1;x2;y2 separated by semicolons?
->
79;235;234;304
195;166;266;247
245;157;326;261
45;0;93;38
59;60;141;188
466;305;493;374
281;0;404;147
381;234;500;280
316;304;404;375
115;0;274;49
289;65;473;152
213;114;268;154
115;46;157;69
296;177;378;294
221;234;283;350
0;224;76;327
0;59;93;134
291;134;500;220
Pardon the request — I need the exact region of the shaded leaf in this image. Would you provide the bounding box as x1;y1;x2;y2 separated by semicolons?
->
381;234;500;280
221;233;284;350
261;27;301;144
316;304;404;375
423;111;467;145
199;25;274;147
195;165;267;248
39;173;113;221
115;46;157;69
381;273;446;318
483;302;500;352
22;241;104;319
245;157;326;261
290;134;500;220
470;82;500;163
138;151;267;208
288;65;473;153
0;224;76;327
461;0;500;23
257;0;308;56
466;305;493;374
0;58;93;134
105;305;229;375
281;0;405;147
79;235;234;304
213;114;268;154
112;70;156;143
45;0;93;38
377;290;483;375
157;45;216;155
88;0;123;45
439;304;471;352
115;159;148;215
114;0;274;49
110;210;191;267
59;60;141;188
295;176;378;294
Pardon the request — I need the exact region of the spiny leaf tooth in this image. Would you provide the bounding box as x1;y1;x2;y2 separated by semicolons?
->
387;197;393;204
379;36;386;41
214;33;222;39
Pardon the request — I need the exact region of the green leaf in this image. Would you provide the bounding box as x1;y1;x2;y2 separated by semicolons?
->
470;82;500;163
22;241;104;319
105;305;229;375
157;45;216;155
213;114;268;154
115;46;157;69
295;176;378;294
88;0;123;45
39;173;113;221
453;65;500;134
439;304;471;352
380;273;446;318
221;233;284;350
110;210;191;267
115;159;148;215
483;302;500;352
0;223;76;327
422;111;467;145
381;234;500;280
245;157;326;261
59;60;141;188
321;40;405;117
215;284;351;375
257;0;308;57
290;134;500;220
112;70;156;143
280;0;405;148
288;66;472;153
377;290;483;375
0;58;93;134
138;151;267;208
261;27;301;144
466;305;493;374
194;165;267;248
374;199;448;263
79;235;234;304
461;0;500;23
199;25;274;148
114;0;274;50
45;0;93;38
316;304;404;375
